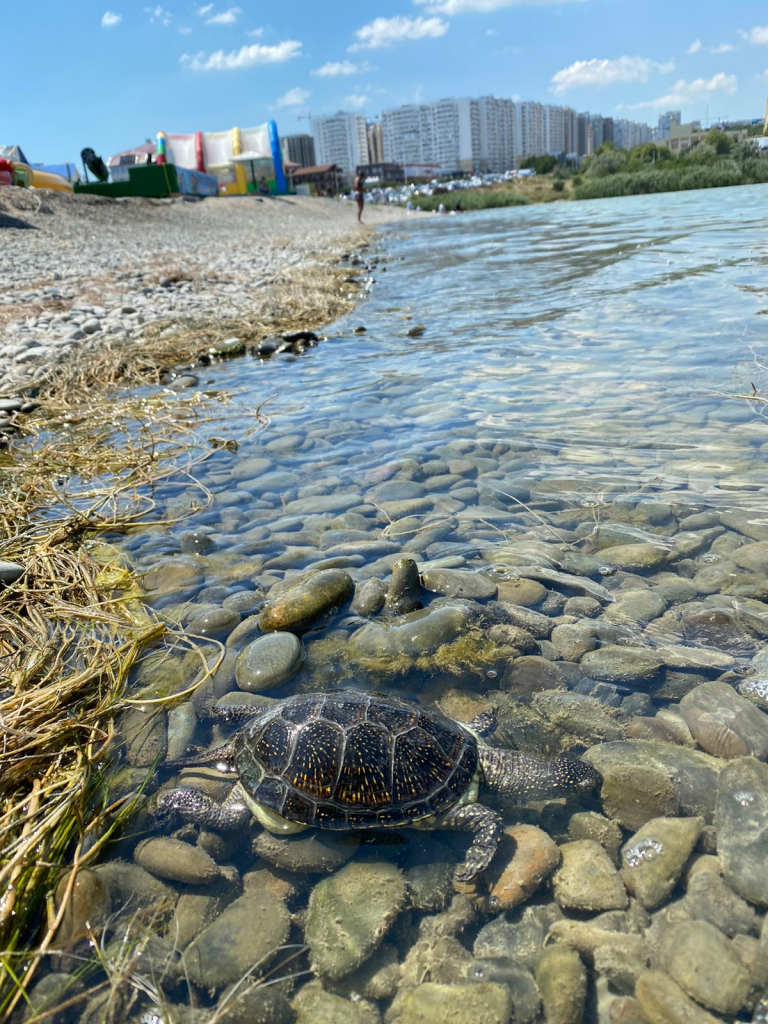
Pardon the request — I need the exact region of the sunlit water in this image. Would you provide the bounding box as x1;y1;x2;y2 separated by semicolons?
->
86;185;768;1022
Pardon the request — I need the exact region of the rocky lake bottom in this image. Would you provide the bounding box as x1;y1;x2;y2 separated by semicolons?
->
19;185;768;1024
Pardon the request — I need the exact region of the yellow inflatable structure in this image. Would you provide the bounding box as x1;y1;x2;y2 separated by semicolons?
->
11;163;73;193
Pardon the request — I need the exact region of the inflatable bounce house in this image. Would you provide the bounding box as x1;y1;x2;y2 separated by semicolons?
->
0;145;74;193
157;121;287;196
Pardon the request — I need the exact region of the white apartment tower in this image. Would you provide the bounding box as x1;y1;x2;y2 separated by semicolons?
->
312;112;368;177
515;102;546;161
382;98;484;175
657;109;682;140
477;96;516;172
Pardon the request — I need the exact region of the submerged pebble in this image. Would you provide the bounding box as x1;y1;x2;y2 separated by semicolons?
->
235;631;304;691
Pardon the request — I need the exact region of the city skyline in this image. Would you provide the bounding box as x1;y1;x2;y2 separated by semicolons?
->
6;0;768;164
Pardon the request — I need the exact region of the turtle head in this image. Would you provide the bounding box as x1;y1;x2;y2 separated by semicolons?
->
553;757;603;796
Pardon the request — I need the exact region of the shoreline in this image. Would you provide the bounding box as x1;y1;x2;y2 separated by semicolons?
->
0;188;407;409
0;190;406;1013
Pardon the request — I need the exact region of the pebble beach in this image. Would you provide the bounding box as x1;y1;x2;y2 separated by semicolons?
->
5;184;768;1024
0;188;405;404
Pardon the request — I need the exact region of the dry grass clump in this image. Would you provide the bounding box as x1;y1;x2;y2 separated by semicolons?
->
0;390;260;1017
1;251;371;406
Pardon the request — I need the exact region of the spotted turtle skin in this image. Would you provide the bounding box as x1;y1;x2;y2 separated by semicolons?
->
233;690;479;830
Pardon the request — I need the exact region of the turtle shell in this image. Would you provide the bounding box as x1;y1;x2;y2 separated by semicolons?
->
233;690;479;829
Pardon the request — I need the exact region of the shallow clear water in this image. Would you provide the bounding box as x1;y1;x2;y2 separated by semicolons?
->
88;186;768;1022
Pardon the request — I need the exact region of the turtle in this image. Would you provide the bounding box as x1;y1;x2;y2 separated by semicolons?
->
155;689;602;882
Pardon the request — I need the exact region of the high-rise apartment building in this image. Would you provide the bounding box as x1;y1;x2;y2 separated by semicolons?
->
657;110;682;140
367;121;384;163
477;96;516;172
280;134;315;168
312;112;368;177
590;115;605;151
515;101;546;161
383;98;489;175
603;117;614;144
578;113;590;156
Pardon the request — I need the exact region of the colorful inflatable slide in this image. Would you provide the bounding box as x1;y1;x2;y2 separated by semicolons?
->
156;120;286;195
0;145;73;193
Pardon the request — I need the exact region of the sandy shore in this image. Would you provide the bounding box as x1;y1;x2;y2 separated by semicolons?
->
0;189;407;399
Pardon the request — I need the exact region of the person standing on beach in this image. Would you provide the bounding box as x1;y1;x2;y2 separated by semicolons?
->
354;172;365;224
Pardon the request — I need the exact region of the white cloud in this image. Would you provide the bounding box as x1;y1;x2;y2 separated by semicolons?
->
180;39;302;70
145;5;171;25
344;93;368;108
350;15;448;51
623;72;738;110
710;43;734;53
206;6;241;24
313;60;365;76
687;39;701;54
196;3;213;14
246;27;263;37
179;25;192;33
416;0;584;11
101;10;121;27
276;87;310;107
741;26;768;45
550;56;675;94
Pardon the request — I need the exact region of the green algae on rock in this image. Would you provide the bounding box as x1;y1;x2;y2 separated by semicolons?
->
258;568;354;632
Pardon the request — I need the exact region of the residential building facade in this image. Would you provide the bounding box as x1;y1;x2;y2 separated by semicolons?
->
312;113;368;178
280;134;315;169
367;121;384;164
657;110;682;140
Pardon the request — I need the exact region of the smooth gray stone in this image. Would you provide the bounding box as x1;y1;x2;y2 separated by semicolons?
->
235;632;304;692
421;568;497;600
0;560;24;583
715;757;768;906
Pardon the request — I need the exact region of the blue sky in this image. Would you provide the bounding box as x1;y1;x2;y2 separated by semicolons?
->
6;0;768;163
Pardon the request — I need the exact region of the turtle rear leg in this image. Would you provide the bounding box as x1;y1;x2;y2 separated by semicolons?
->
154;781;250;830
479;747;602;800
441;802;504;883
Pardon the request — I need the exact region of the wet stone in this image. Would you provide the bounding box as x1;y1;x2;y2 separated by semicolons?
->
0;559;24;583
134;836;222;885
550;621;598;662
580;645;664;684
680;680;768;760
253;829;359;873
620;816;702;909
258;568;353;632
567;812;623;865
305;860;407;979
422;567;498;600
350;577;388;616
392;982;512;1024
535;945;587;1024
502;655;565;693
586;740;722;822
21;973;84;1024
596;543;670;571
496;577;548;607
604;589;666;624
293;983;380;1024
660;919;751;1015
143;556;203;601
715;756;768;907
484;824;560;912
564;596;602;618
183;887;290;989
235;631;304;692
54;868;110;946
635;970;721;1024
186;606;240;640
552;840;628;912
680;871;759;938
600;763;680;831
385;557;422;614
179;529;214;554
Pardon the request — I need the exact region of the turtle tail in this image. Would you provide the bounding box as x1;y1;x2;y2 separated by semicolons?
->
479;747;602;801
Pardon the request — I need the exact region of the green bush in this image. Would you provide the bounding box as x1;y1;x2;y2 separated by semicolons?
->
573;162;744;200
520;154;558;175
552;179;565;192
407;190;530;212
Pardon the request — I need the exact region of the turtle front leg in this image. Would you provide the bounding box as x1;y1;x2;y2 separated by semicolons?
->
479;747;602;801
154;781;250;830
441;802;504;883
